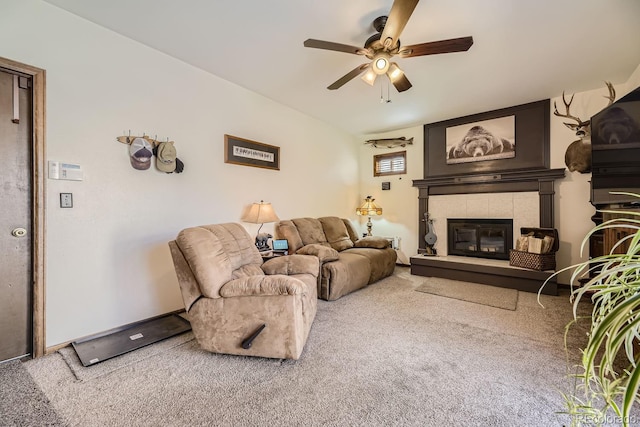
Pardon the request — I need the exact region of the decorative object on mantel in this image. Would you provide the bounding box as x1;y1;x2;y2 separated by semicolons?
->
242;200;280;252
116;133;184;173
423;212;437;256
365;136;413;148
553;81;615;174
356;196;382;236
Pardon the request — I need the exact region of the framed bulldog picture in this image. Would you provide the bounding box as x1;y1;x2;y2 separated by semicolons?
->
423;99;550;178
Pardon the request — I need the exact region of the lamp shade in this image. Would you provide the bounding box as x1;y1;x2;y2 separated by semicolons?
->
356;196;382;216
242;200;279;224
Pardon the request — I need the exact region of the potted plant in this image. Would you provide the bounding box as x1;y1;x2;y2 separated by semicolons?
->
540;192;640;427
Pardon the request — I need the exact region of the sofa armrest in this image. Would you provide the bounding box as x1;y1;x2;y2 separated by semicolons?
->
262;254;319;277
354;236;390;249
219;275;303;298
296;244;340;263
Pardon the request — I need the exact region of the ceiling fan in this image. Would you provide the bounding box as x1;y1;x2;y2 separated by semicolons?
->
303;0;473;93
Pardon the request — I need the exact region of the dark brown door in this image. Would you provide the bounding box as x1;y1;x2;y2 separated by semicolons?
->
0;68;33;362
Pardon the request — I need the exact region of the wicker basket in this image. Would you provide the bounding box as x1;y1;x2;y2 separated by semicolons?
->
509;250;556;271
509;227;558;271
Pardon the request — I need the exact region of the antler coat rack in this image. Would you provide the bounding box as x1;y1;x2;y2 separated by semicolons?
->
116;131;184;173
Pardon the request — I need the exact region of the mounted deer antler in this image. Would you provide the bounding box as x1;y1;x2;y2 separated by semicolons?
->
553;81;615;173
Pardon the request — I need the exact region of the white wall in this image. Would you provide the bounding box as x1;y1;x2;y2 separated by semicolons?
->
0;0;359;346
551;86;606;282
357;126;424;256
624;63;640;94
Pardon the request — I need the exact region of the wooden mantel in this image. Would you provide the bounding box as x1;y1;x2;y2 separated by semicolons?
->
412;168;566;253
411;168;565;295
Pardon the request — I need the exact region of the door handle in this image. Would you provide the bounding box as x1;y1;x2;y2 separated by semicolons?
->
11;228;27;237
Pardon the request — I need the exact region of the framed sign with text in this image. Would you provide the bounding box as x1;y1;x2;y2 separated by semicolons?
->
224;134;280;171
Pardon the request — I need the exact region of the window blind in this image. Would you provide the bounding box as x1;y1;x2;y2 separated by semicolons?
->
374;151;406;176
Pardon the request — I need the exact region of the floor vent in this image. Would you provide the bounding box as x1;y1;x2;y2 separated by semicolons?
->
71;313;191;367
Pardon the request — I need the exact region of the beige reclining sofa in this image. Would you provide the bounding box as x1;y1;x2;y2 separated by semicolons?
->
274;216;396;301
169;223;319;360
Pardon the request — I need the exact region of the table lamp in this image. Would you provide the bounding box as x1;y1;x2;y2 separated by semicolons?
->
356;196;382;236
242;200;280;251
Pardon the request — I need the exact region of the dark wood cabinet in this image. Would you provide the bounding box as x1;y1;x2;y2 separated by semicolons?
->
590;206;640;258
602;208;640;255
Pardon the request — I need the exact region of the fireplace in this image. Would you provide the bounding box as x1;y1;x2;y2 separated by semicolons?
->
447;219;513;260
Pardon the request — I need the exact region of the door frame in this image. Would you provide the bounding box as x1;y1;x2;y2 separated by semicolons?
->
1;56;46;358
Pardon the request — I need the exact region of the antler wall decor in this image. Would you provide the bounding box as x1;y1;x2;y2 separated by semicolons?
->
116;132;185;173
553;82;615;173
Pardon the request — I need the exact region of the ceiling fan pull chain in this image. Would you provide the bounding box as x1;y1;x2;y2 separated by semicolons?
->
387;79;392;103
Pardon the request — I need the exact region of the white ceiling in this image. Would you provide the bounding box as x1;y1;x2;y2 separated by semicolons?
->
43;0;640;136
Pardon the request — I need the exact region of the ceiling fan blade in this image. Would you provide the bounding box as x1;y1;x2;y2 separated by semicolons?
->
380;0;419;50
390;73;412;93
327;63;370;90
398;36;474;58
304;39;369;55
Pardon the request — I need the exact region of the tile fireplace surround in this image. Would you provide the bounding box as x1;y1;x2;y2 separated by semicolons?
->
430;193;537;257
411;168;565;295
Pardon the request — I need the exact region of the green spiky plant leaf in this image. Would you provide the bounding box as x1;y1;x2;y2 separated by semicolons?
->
540;192;640;427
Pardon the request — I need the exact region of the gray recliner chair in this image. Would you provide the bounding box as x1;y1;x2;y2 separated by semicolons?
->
169;223;319;360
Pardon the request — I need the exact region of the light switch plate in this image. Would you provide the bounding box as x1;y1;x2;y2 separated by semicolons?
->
60;193;73;208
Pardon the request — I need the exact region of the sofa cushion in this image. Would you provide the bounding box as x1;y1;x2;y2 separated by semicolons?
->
274;220;304;254
296;244;339;262
345;247;397;284
176;223;262;298
354;236;391;249
320;252;371;300
232;264;265;279
220;275;303;297
292;218;330;247
261;254;320;276
319;216;354;251
342;219;360;245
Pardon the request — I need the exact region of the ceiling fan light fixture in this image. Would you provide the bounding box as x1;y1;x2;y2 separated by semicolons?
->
387;63;404;82
361;67;377;86
303;1;473;93
372;52;391;75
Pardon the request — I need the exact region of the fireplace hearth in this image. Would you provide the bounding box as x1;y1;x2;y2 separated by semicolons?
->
447;218;513;260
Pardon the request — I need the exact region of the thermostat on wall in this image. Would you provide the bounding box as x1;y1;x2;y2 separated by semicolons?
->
49;161;84;181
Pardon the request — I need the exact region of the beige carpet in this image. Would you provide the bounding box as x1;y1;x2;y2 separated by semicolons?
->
0;360;63;426
21;267;595;426
415;277;519;310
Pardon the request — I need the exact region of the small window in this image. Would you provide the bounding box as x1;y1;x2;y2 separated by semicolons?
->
374;151;406;177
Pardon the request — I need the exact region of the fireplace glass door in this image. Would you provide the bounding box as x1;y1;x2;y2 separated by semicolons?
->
448;219;513;260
